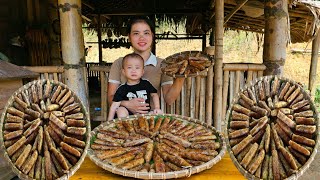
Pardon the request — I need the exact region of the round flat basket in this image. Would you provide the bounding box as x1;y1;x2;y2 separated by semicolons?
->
0;79;91;180
225;75;319;180
87;114;226;179
161;51;214;78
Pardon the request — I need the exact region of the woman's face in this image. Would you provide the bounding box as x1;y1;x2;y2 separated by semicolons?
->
128;22;153;53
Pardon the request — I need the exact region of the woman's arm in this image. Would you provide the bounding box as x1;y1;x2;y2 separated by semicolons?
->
108;101;121;120
151;93;162;114
162;77;185;105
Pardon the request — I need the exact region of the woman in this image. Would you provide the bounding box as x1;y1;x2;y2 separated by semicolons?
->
108;17;185;114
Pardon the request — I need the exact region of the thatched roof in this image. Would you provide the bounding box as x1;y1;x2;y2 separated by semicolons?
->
81;0;320;43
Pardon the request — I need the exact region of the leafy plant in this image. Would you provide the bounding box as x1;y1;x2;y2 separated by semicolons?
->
315;86;320;112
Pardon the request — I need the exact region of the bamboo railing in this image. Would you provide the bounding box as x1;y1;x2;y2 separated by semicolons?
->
22;66;65;82
22;63;266;126
88;66;111;121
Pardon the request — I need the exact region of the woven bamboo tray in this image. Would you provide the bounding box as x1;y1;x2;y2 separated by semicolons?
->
161;51;214;78
0;80;91;180
87;114;226;179
225;76;319;180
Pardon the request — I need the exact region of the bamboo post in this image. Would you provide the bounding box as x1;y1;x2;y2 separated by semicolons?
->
175;91;181;115
205;46;214;126
195;76;201;119
186;77;192;117
309;31;320;98
229;71;235;106
181;83;185;116
247;70;253;85
58;0;89;110
190;78;196;118
234;70;240;95
222;70;229;127
263;0;288;75
199;77;206;122
214;0;224;131
239;71;245;90
101;72;107;121
252;71;257;82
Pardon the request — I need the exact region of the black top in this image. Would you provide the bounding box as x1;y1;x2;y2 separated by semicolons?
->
113;79;157;107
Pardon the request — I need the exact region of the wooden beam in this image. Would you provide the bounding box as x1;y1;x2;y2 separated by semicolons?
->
309;31;320;98
224;0;248;25
82;1;95;10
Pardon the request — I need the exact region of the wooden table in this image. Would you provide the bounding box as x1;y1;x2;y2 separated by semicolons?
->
71;153;245;180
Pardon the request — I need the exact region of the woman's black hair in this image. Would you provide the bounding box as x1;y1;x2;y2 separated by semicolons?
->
127;16;155;35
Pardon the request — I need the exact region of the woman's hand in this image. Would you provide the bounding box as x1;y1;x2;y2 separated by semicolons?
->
122;98;150;114
152;108;163;115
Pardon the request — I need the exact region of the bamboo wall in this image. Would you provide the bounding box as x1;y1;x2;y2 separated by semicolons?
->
23;63;266;127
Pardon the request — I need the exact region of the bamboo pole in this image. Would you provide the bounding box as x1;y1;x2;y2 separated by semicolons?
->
23;66;64;73
186;77;192;117
263;0;288;75
234;70;240;95
309;31;320;98
246;70;253;85
190;78;196;118
239;71;245;90
58;0;89;109
101;72;107;121
229;71;235;107
195;76;201;119
214;0;224;131
223;63;266;71
224;0;248;25
252;71;257;82
199;77;206;122
175;91;181;115
206;60;214;126
181;83;185;116
222;70;229;128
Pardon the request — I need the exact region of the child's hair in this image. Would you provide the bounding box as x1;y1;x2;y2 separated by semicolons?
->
122;53;144;68
127;16;155;35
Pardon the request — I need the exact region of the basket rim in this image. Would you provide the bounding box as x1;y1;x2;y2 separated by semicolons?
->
0;79;91;180
87;113;227;179
224;75;320;180
161;51;214;78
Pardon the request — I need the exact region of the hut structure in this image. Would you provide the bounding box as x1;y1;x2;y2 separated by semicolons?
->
0;0;319;127
0;0;320;179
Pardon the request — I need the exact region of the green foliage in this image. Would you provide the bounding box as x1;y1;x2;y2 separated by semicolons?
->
315;86;320;112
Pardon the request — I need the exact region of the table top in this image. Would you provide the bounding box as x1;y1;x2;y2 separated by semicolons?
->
70;153;245;180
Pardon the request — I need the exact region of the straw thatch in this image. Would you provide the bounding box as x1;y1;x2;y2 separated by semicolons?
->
81;0;320;43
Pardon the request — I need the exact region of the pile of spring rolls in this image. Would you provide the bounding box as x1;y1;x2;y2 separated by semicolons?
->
2;80;88;179
91;116;221;172
228;76;317;179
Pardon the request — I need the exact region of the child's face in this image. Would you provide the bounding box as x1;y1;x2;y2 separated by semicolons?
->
122;58;144;81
